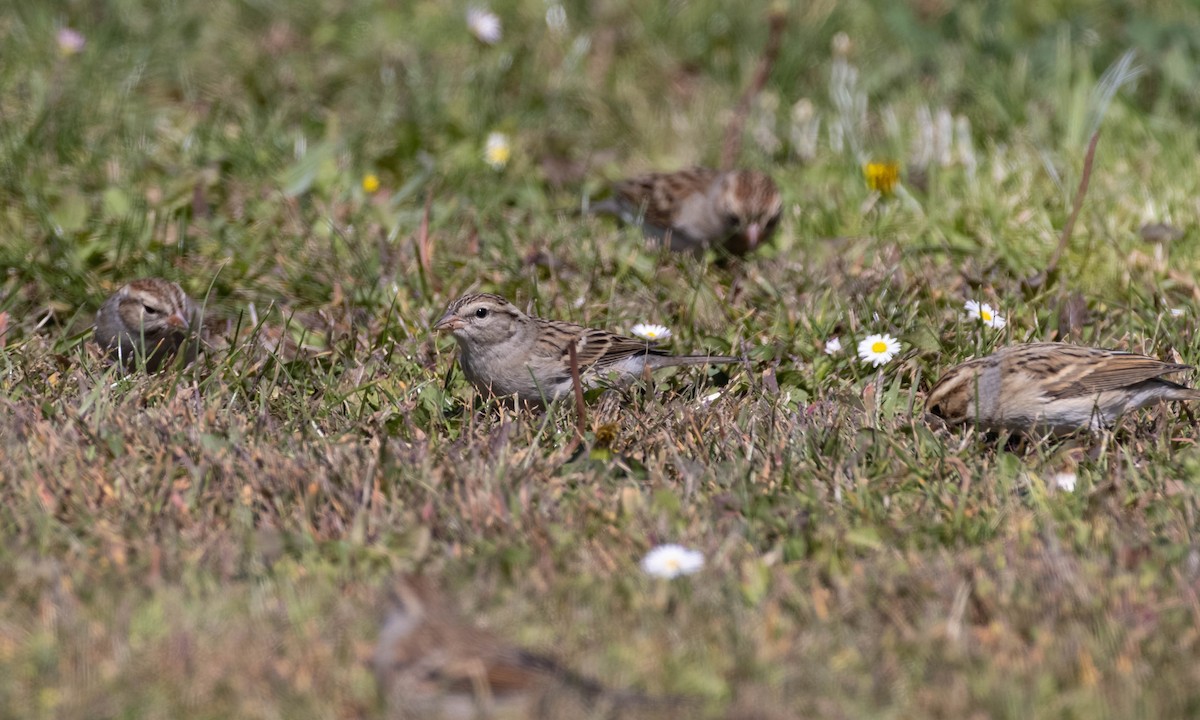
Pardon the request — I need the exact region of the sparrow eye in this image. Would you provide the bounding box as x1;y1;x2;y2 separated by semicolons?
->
143;304;162;315
929;404;943;416
724;213;739;228
474;307;489;319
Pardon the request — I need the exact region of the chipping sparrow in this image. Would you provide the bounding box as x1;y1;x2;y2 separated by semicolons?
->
926;342;1200;434
589;167;782;255
93;278;199;371
373;577;683;720
434;293;741;407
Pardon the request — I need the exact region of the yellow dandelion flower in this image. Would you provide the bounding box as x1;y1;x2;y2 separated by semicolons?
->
594;423;619;449
362;173;381;194
864;161;900;197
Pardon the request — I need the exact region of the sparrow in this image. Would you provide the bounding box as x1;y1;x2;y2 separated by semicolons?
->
925;342;1200;435
373;576;684;719
433;293;741;407
93;278;199;371
589;167;782;255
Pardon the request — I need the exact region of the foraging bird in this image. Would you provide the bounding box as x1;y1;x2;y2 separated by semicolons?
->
93;278;199;371
373;576;683;719
926;342;1200;434
589;167;782;255
434;293;740;407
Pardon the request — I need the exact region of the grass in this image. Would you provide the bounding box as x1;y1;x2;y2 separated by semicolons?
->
5;0;1200;717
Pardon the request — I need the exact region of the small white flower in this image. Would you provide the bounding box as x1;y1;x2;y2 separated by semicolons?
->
1171;308;1186;318
466;6;502;44
56;27;85;56
857;333;901;367
641;544;704;579
964;300;1007;329
698;391;723;406
1052;472;1077;493
824;336;842;355
545;3;567;32
630;323;671;342
484;132;510;169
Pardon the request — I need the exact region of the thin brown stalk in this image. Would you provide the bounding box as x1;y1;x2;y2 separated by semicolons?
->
567;342;587;443
719;9;787;170
416;189;434;282
1045;130;1101;277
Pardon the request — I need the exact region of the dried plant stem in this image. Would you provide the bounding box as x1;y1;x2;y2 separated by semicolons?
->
416;189;435;289
719;9;787;170
1045;131;1100;277
567;343;587;443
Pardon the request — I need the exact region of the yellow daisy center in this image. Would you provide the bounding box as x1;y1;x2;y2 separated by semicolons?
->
486;144;510;166
871;341;888;354
980;310;992;321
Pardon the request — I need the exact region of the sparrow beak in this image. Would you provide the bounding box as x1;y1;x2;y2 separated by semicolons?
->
434;313;464;332
165;312;189;330
744;222;762;249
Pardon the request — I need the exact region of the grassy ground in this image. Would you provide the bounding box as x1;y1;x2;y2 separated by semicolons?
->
5;0;1200;717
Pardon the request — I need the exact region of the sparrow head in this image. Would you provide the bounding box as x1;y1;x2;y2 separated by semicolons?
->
111;278;193;339
924;363;981;425
713;170;783;251
435;293;527;349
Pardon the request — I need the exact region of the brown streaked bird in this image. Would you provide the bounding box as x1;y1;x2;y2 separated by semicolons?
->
93;278;199;371
589;167;782;255
926;342;1200;435
434;293;741;407
373;576;685;720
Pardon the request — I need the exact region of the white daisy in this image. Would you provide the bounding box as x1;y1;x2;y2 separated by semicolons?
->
545;3;567;32
466;6;502;44
964;299;1007;329
56;28;85;56
1052;472;1077;493
630;323;671;342
824;336;842;355
641;544;704;579
484;132;510;169
857;333;901;367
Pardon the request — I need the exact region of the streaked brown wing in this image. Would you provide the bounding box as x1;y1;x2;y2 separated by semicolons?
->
534;319;658;373
613;167;717;230
432;646;560;694
1041;348;1192;398
484;650;565;694
588;333;661;370
533;320;604;368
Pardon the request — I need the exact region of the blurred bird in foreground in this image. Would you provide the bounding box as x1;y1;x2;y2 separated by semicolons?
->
373;576;689;719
